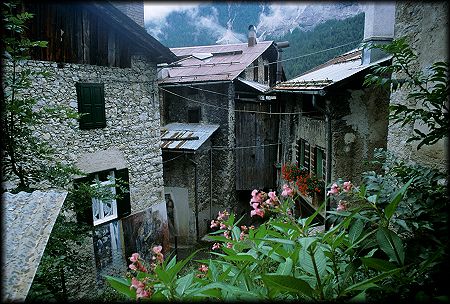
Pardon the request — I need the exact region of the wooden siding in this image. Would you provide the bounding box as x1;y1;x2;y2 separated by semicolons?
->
235;102;279;190
25;3;131;68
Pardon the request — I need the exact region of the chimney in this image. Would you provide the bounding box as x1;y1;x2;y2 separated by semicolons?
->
248;25;257;47
362;3;395;64
275;41;289;83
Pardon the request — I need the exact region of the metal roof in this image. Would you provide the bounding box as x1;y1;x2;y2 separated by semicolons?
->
236;77;270;93
158;41;275;84
273;49;392;92
161;123;220;151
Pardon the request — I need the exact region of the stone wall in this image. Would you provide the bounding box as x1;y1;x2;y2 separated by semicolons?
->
387;2;448;171
6;55;164;213
4;55;168;300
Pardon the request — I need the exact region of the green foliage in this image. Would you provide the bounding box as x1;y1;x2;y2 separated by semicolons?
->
273;13;365;78
364;37;449;149
1;0;81;191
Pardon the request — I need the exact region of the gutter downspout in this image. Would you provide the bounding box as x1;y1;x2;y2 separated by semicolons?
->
187;156;200;243
312;95;332;229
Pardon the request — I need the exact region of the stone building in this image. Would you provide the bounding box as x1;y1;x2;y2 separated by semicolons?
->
2;1;177;300
158;27;287;245
387;1;448;171
272;3;395;220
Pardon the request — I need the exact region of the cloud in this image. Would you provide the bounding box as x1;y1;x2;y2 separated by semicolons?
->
144;2;200;22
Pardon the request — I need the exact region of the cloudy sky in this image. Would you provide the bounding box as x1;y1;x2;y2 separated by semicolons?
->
144;2;202;22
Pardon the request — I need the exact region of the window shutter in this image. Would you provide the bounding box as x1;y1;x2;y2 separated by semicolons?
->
115;168;131;218
76;83;106;129
72;175;95;226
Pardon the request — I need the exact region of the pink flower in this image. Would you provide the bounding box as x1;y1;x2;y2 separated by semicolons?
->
281;184;294;197
337;200;348;212
198;264;208;273
268;191;277;201
223;230;230;239
130;253;140;263
210;220;218;228
220;223;227;229
250;190;264;203
250;207;265;218
343;181;352;192
136;289;150;299
212;243;221;250
251;202;260;210
129;263;137;270
327;183;340;196
240;231;246;240
226;242;233;248
131;277;144;290
152;245;162;254
217;210;228;221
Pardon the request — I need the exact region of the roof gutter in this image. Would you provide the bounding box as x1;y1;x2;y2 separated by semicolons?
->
159;80;233;87
270;88;327;96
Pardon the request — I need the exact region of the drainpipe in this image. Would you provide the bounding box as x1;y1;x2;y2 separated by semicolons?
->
187;156;200;242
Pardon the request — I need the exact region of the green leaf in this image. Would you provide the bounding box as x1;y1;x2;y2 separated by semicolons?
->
348;219;364;244
261;274;314;298
376;227;405;265
276;257;293;275
360;257;397;272
343;267;402;294
175;272;194;296
222;253;258;263
384;178;413;220
104;275;135;299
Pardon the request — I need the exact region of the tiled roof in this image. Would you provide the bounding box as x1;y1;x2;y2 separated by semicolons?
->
161;123;220;151
158;41;275;84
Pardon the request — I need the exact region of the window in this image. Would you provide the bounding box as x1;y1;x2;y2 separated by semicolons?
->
297;139;310;172
76;82;106;129
73;168;130;226
188;107;201;123
264;65;269;82
91;170;118;226
253;61;259;81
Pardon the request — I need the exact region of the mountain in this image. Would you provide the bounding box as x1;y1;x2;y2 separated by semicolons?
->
145;2;365;78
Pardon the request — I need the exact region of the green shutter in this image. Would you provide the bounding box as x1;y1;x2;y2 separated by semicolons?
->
316;148;323;178
72;175;95;226
115;168;131;218
76;83;106;129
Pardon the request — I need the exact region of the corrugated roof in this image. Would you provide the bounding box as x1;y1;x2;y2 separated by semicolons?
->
273;49;392;91
161;123;220;151
158;41;275;84
237;77;270;93
2;190;68;302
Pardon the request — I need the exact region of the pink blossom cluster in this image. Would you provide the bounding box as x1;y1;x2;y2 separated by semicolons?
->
336;200;348;211
130;277;152;299
210;210;254;251
210;210;230;230
196;264;209;278
127;246;165;299
250;189;281;218
327;181;353;196
128;253;147;272
281;184;294;197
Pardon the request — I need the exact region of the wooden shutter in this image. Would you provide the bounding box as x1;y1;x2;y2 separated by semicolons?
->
72;174;95;226
115;168;131;218
76;83;106;129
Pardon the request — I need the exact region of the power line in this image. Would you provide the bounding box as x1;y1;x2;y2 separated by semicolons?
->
159;86;319;116
159;39;362;71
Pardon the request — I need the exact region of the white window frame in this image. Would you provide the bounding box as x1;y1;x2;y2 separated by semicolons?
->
91;170;118;226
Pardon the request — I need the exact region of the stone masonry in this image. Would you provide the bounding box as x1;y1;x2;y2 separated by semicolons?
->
388;2;448;171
